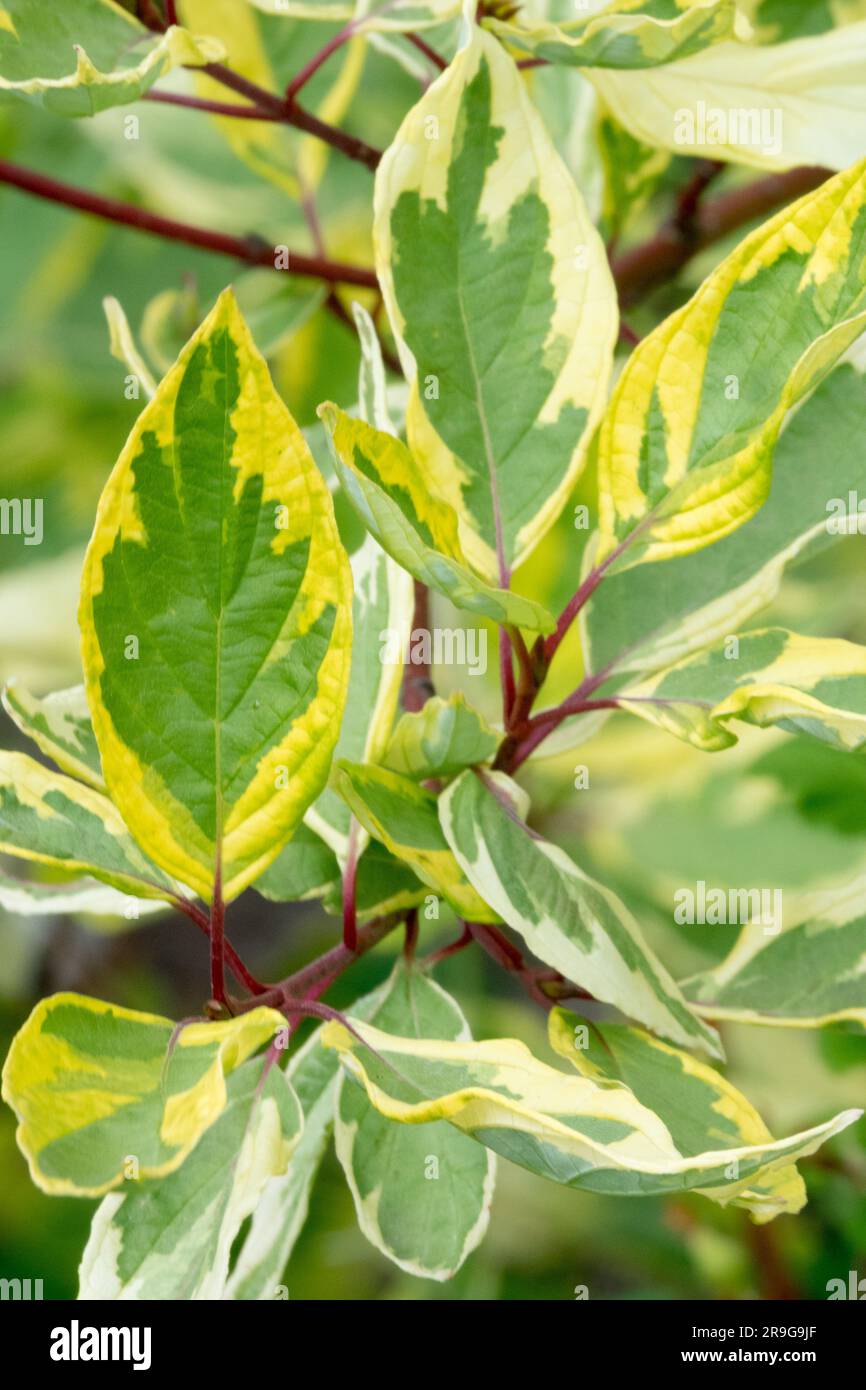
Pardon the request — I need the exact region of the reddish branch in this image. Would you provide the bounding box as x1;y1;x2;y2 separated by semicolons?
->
0;159;377;287
613;164;829;307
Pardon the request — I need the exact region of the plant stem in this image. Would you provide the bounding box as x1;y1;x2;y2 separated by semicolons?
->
285;21;359;102
402;581;433;712
171;895;267;995
405;33;448;71
613;164;830;307
201;60;383;170
209;864;226;1006
342;820;360;953
163;0;178;24
0;159;378;288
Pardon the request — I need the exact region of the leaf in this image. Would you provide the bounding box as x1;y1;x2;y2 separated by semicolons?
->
0;993;283;1195
226;988;386;1301
334;760;499;922
620;627;866;751
547;1008;807;1222
102;297;156;401
582;359;866;680
324;841;426;921
684;873;866;1030
0;0;223;116
596;159;866;570
487;0;746;71
0;751;174;900
335;959;494;1279
321;1017;861;1199
305;532;414;861
354;301;396;435
248;0;462;33
374;24;617;578
590;20;866;171
438;768;723;1056
383;692;499;780
320;404;554;632
740;0;866;45
254;822;340;903
2;679;104;790
78;1059;302;1300
596;104;672;241
79;288;353;903
0;864;164;921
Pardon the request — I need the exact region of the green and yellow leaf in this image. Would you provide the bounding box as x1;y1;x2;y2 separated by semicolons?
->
335;959;494;1280
79;288;353;903
439;768;722;1056
305;533;414;862
374;24;617;577
596;159;866;569
0;752;174;900
548;1008;805;1222
619;628;866;751
1;993;284;1196
0;864;164;922
684;873;866;1030
78;1058;302;1300
0;0;223;116
227;987;385;1301
324;841;426;921
488;0;746;72
322;1017;860;1199
253;821;340;903
248;0;462;34
334;760;499;922
320;404;554;632
2;679;104;790
582;359;866;681
382;692;499;780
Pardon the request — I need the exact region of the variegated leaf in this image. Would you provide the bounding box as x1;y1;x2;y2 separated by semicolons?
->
322;1018;860;1198
740;0;866;44
590;21;866;171
226;988;385;1301
438;768;722;1056
335;959;494;1279
78;1058;302;1301
305;533;413;862
596;159;866;570
0;864;164;921
320;405;554;632
254;822;340;903
1;993;284;1195
582;359;866;681
2;679;104;790
619;628;866;751
374;24;617;578
0;752;175;901
0;0;222;116
334;760;499;922
383;692;499;780
548;1008;805;1222
103;296;156;402
684;873;866;1030
487;0;746;71
248;0;462;33
79;289;353;903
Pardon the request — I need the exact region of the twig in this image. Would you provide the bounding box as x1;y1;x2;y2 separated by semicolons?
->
402;581;433;712
405;33;448;71
613;164;830;307
0;159;378;287
285;22;359;102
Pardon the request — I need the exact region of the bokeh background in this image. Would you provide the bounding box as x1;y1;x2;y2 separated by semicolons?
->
1;4;865;1300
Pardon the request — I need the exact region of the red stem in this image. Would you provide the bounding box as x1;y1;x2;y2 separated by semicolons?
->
171;895;267;996
0;159;378;287
342;821;360;953
405;33;448;71
209;864;226;1006
285;22;358;101
164;0;178;24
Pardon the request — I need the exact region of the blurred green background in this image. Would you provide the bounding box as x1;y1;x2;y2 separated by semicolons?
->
1;7;865;1300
